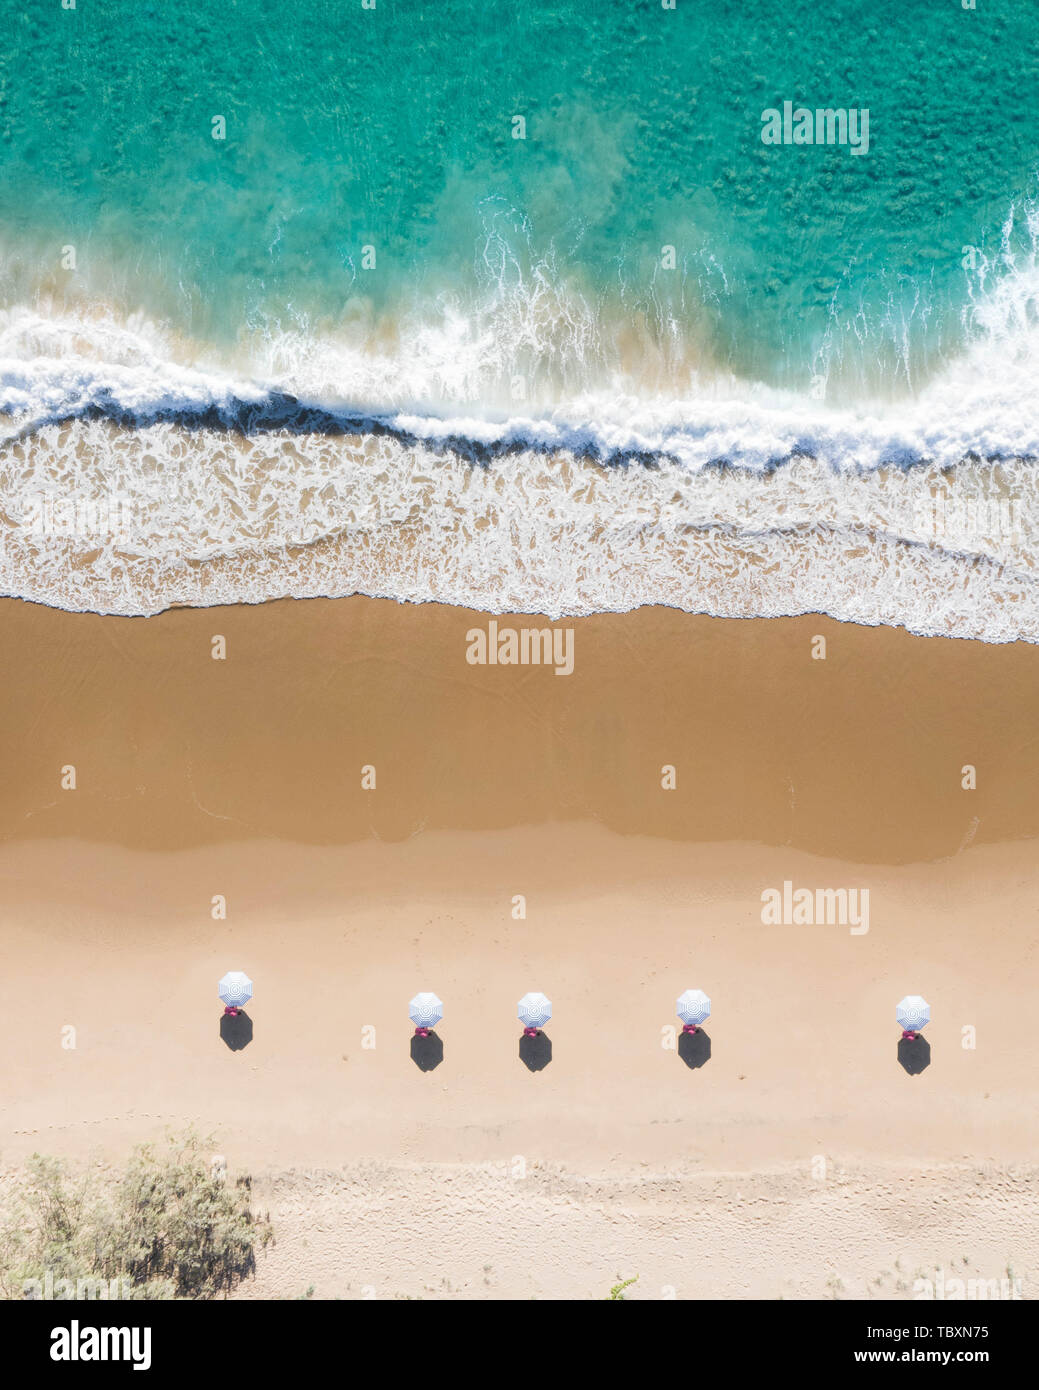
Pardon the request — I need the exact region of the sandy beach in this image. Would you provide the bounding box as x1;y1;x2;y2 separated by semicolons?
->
5;0;1039;1325
1;596;1038;1298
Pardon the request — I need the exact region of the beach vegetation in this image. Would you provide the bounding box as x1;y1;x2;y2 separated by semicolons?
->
0;1130;270;1300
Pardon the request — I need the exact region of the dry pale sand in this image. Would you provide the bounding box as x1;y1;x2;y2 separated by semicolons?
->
243;1160;1039;1302
0;596;1037;1298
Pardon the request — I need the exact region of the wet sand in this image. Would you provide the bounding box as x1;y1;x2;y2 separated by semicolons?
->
2;595;1039;860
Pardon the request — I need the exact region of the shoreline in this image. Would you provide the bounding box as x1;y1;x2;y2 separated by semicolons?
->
5;414;1039;635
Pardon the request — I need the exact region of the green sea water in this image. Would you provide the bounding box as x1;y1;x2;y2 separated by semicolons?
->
2;0;1039;400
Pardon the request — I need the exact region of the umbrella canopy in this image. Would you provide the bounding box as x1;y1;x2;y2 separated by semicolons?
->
218;971;253;1007
896;995;930;1031
517;992;552;1028
409;992;443;1028
676;988;711;1026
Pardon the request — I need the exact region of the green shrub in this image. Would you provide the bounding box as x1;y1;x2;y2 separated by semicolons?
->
0;1131;270;1300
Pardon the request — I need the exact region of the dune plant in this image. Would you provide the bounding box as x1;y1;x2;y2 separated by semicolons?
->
0;1130;269;1300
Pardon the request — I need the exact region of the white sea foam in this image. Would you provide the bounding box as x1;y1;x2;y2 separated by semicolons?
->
2;406;1037;638
2;212;1039;636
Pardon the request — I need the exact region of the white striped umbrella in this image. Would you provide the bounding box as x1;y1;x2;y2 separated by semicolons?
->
896;995;930;1032
676;989;711;1026
409;992;443;1029
218;971;253;1007
517;992;552;1029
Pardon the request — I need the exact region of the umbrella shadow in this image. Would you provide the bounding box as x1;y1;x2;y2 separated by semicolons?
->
410;1031;444;1072
219;1011;253;1051
519;1031;552;1071
898;1035;931;1075
678;1028;712;1069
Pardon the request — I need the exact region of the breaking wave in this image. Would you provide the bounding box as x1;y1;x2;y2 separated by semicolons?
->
2;199;1039;638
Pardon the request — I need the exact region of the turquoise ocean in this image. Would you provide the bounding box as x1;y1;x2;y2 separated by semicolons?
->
2;0;1039;635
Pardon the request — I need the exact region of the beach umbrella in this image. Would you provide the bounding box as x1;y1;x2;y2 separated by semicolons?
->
409;992;443;1030
518;992;552;1030
676;988;711;1030
218;971;253;1007
896;995;930;1033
